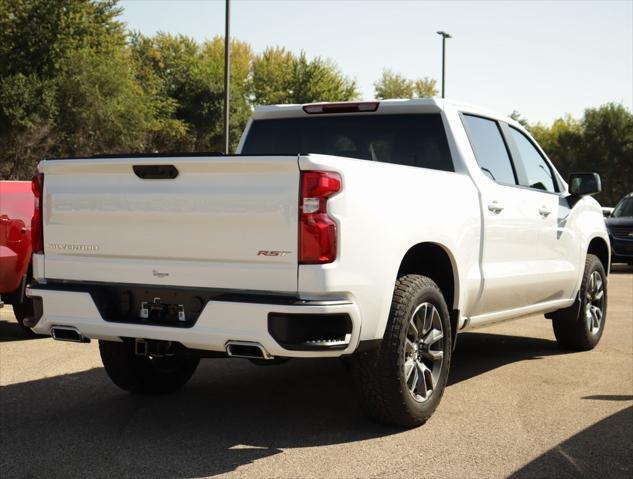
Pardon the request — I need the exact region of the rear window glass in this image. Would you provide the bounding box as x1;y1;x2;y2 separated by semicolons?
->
242;114;454;172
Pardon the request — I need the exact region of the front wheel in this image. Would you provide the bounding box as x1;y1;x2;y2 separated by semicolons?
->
351;274;452;428
552;254;607;351
99;340;199;394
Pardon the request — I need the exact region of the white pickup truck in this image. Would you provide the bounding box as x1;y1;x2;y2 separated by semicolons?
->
26;99;609;427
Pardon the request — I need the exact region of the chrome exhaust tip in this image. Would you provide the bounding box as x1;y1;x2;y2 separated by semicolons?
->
225;341;273;360
50;326;90;343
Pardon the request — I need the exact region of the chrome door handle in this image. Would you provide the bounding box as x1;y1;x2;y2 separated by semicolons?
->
488;201;504;214
538;206;551;217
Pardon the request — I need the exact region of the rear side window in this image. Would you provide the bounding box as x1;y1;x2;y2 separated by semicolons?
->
242;114;454;172
462;115;517;185
508;127;558;193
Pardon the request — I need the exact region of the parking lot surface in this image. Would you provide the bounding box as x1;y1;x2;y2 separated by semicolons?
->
1;266;631;478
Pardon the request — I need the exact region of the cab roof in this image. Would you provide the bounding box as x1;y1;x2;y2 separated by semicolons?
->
252;98;521;129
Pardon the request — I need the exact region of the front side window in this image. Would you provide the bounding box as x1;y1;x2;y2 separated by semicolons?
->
462;115;517;185
508;128;558;193
242;114;454;172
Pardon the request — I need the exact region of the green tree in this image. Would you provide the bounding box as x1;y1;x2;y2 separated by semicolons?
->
287;53;358;104
0;0;125;78
374;70;414;99
0;74;56;178
414;77;438;98
530;115;583;174
529;104;632;205
579;103;633;205
0;0;147;178
374;70;438;99
252;48;357;106
251;46;296;105
201;36;254;151
53;48;158;157
127;32;189;152
130;33;253;152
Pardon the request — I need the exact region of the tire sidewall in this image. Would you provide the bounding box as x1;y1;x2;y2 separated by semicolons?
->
579;256;607;346
389;277;452;423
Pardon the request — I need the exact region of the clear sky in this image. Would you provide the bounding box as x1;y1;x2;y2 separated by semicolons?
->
120;0;632;124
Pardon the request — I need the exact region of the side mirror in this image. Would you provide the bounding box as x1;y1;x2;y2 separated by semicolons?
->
569;172;601;197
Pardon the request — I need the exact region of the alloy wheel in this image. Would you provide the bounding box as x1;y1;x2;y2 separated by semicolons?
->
585;271;605;335
403;302;445;402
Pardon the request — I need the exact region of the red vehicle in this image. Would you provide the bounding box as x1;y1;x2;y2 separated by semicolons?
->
0;181;35;330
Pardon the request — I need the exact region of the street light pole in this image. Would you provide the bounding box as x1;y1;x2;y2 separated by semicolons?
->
436;31;451;99
223;0;231;154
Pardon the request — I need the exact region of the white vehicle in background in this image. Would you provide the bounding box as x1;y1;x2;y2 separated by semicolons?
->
26;99;609;427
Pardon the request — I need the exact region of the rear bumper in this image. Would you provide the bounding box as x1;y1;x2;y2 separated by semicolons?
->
26;286;362;358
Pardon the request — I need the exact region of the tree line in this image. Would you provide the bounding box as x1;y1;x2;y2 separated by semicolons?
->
521;106;632;206
1;0;630;205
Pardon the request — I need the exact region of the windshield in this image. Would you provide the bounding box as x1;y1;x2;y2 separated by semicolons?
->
242;114;454;172
612;197;633;218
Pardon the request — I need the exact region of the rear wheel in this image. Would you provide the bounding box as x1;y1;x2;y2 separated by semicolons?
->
351;274;452;428
12;300;36;334
99;340;199;394
552;254;607;351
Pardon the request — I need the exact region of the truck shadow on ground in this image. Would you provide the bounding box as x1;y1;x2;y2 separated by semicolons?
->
449;331;567;385
0;332;611;478
0;319;46;343
509;404;632;479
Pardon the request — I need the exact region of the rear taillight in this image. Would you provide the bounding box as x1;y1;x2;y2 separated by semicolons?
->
299;171;341;264
31;173;44;253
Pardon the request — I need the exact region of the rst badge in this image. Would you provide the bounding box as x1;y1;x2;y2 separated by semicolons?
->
257;250;291;257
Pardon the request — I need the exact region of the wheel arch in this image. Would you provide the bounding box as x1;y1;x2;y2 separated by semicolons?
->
587;236;610;275
396;242;460;347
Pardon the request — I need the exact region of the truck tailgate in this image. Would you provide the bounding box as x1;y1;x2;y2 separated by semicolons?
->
40;155;300;293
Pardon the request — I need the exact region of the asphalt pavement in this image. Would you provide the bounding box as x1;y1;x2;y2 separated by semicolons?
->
1;265;631;478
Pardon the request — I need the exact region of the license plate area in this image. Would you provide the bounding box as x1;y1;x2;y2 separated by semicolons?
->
140;297;186;324
37;282;300;329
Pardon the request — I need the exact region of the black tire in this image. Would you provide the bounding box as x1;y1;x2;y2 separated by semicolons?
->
552;254;607;351
12;300;36;335
351;274;452;428
99;340;199;394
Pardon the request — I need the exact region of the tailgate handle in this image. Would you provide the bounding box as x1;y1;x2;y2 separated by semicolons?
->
133;165;179;179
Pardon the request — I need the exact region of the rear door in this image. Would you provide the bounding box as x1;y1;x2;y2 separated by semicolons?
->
41;155;300;293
